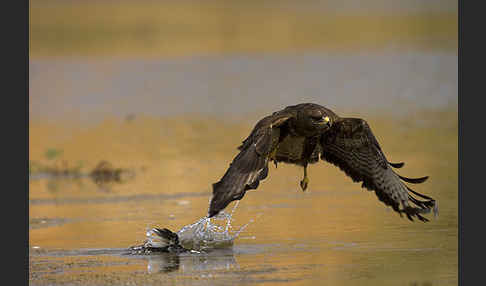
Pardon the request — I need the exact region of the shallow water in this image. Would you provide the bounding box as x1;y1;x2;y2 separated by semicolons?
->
29;52;457;285
29;51;457;122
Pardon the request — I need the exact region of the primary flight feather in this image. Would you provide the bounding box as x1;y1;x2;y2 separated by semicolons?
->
208;103;438;222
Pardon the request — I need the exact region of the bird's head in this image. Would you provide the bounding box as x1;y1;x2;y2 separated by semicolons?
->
295;105;334;136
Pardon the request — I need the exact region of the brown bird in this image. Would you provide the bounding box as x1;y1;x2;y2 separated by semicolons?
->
208;103;437;222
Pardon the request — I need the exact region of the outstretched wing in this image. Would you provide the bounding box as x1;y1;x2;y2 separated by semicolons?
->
320;118;438;222
208;111;293;218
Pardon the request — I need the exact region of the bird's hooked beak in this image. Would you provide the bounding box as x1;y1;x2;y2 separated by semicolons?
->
319;116;331;127
324;116;330;124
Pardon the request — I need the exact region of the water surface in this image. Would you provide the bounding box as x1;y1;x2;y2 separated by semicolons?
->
29;52;457;286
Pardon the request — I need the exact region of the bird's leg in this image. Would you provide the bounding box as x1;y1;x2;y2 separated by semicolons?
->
269;147;278;168
299;163;309;191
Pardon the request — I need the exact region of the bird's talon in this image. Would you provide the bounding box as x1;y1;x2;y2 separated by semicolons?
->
300;178;308;191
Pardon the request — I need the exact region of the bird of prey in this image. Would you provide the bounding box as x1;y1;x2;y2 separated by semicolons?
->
208;103;437;222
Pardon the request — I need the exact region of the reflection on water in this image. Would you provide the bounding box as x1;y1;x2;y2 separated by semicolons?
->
145;248;238;274
29;54;457;286
146;252;181;273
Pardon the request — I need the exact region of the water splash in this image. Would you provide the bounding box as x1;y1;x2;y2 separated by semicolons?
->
177;201;254;251
145;201;254;251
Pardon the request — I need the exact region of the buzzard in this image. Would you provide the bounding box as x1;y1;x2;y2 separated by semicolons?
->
208;103;438;222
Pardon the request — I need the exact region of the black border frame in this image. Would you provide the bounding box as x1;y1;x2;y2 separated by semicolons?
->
6;0;28;284
459;0;484;285
20;0;468;285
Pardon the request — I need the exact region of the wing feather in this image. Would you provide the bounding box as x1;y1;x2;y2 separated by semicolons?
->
208;111;293;217
388;161;405;168
320;118;437;222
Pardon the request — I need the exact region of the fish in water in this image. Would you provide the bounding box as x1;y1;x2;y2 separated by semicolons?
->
129;228;188;254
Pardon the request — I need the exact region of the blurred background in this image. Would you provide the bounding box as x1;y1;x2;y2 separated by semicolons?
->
29;0;457;285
